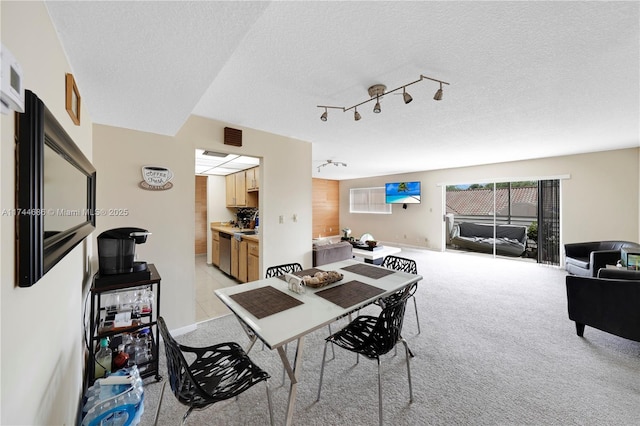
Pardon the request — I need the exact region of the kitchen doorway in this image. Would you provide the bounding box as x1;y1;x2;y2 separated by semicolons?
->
194;150;260;322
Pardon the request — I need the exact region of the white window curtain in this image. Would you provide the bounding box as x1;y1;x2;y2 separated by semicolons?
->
350;187;392;214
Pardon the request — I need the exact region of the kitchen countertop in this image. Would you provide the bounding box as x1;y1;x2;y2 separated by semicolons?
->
210;224;260;243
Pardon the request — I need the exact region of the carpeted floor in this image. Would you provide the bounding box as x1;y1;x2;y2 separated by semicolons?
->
139;249;640;425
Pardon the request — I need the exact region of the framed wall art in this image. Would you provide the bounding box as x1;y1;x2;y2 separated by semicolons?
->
65;73;81;125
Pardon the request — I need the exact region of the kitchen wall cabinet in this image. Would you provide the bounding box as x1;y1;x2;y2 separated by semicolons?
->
247;241;260;282
226;173;246;207
226;170;257;208
246;166;259;191
212;231;220;266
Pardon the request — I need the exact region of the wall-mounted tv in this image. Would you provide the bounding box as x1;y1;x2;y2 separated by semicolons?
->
385;181;421;204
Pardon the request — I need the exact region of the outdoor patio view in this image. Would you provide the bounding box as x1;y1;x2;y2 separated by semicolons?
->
445;181;540;261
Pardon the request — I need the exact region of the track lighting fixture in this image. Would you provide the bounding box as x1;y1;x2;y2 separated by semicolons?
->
403;87;413;104
317;159;347;172
434;82;443;101
317;74;449;121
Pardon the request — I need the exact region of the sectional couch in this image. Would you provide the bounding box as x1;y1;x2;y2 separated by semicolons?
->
450;222;528;257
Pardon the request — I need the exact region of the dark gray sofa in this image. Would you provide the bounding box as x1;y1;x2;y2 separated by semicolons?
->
450;222;528;257
312;241;353;267
564;241;640;277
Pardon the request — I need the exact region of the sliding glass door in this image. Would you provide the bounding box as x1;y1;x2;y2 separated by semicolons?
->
446;181;547;262
537;179;560;265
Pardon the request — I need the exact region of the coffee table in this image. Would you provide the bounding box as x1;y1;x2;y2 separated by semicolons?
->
352;245;401;265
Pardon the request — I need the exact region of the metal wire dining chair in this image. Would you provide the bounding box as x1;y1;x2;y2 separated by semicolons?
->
380;255;421;334
156;316;273;425
265;262;303;278
316;282;417;426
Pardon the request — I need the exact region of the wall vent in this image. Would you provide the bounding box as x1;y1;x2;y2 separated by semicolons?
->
224;127;242;147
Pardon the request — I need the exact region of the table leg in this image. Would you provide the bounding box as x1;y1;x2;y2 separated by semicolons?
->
277;337;305;426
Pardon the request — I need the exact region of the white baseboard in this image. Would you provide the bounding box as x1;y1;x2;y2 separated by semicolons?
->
169;323;197;338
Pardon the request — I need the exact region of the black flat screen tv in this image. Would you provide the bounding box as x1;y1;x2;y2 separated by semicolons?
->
385;181;421;204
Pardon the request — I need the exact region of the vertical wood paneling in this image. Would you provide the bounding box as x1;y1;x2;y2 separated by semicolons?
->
312;178;340;238
195;175;208;254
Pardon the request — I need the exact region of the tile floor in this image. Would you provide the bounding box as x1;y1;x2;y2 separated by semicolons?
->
194;254;237;322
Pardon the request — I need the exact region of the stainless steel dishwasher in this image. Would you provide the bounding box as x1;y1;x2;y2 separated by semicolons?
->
219;232;232;275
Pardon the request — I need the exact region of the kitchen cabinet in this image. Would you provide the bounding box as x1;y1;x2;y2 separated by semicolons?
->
238;240;248;282
226;170;257;208
231;237;240;277
230;236;249;282
246;166;259;191
89;264;162;385
225;173;246;207
247;240;260;282
212;231;220;266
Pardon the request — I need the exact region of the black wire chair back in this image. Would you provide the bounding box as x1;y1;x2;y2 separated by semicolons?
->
265;263;303;278
157;316;273;424
329;282;417;359
381;255;417;274
380;255;421;334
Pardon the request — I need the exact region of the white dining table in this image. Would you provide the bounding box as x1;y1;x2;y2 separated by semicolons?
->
214;259;422;425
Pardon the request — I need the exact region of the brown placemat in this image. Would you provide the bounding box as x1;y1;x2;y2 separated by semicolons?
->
315;280;385;309
341;263;396;279
229;286;303;319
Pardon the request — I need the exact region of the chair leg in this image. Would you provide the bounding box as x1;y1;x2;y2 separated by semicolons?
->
377;358;383;426
265;381;274;426
401;338;414;403
181;406;195;426
152;381;166;426
328;324;335;360
412;295;421;334
316;340;330;401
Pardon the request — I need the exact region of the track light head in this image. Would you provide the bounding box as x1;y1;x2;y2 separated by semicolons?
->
354;108;361;121
403;87;413;104
373;96;381;113
320;108;328;121
433;83;443;101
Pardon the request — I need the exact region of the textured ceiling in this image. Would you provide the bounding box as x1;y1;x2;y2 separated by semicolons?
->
45;1;639;180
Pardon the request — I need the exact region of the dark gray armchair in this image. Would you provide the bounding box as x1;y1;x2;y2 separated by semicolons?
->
566;271;640;342
564;241;640;277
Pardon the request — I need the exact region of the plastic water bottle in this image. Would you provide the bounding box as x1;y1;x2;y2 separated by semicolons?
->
95;338;112;379
82;366;145;426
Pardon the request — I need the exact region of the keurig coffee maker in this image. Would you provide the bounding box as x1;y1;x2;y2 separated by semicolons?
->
96;227;151;286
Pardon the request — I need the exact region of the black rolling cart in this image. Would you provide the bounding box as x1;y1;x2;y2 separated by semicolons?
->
89;264;162;384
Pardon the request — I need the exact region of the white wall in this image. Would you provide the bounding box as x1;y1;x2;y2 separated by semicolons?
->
340;148;640;253
205;174;234;263
1;2;94;424
93;115;312;331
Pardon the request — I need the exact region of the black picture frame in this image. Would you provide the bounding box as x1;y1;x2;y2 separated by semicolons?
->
15;90;96;287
